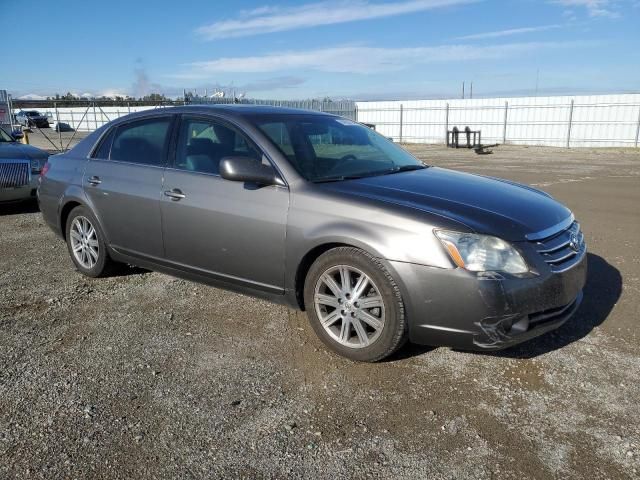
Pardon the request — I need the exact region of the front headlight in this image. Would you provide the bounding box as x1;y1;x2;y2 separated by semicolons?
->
434;230;529;274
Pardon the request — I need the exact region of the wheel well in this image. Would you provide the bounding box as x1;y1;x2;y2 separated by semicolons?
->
59;201;82;240
295;242;352;310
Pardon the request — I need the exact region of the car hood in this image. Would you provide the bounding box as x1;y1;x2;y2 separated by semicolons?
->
0;142;49;160
321;167;571;241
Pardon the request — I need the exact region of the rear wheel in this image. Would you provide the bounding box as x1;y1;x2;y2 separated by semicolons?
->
65;206;114;277
304;247;407;362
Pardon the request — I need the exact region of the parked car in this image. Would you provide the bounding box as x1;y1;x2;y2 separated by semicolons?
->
0;127;49;202
38;106;587;361
15;110;50;128
51;121;73;133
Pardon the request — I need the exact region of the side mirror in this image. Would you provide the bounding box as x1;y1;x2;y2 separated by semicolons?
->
11;129;24;140
220;156;282;186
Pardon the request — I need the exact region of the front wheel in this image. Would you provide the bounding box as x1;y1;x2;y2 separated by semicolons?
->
65;206;114;277
304;247;407;362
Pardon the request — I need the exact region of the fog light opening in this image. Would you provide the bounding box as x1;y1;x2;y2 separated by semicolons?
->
509;316;529;334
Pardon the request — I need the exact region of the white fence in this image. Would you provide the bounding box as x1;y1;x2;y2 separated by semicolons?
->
13;93;640;148
356;94;640;148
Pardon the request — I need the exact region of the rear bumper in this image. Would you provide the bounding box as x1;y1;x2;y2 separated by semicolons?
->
389;250;588;351
28;119;49;127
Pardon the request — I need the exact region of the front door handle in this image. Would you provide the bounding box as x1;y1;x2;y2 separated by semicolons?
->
87;175;101;186
164;188;186;201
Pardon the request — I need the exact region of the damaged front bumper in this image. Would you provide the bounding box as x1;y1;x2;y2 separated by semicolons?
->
472;290;583;349
387;250;588;351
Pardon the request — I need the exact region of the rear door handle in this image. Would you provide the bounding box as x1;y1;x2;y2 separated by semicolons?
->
87;175;101;186
164;188;186;201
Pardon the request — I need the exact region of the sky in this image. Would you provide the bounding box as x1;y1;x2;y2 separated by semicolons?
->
2;0;639;100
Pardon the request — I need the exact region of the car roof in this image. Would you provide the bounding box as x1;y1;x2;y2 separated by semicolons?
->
123;104;333;121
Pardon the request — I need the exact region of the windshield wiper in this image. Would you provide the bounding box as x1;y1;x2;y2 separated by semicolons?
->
387;164;427;174
313;168;403;183
312;165;427;183
312;174;368;183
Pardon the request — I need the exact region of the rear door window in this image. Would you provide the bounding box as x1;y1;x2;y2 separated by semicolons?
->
110;117;172;166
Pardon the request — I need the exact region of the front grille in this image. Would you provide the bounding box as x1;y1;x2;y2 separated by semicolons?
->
0;161;30;188
530;221;585;272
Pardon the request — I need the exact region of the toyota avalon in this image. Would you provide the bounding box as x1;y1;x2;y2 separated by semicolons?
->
38;106;587;361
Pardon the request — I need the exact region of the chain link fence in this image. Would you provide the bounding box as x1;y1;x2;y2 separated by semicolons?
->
187;96;357;120
11;98;356;132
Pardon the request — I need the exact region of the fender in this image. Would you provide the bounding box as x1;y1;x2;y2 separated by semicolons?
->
283;217;447;308
58;184;112;247
283;231;386;309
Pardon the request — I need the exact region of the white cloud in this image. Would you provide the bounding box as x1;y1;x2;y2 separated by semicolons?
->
239;76;307;91
176;41;594;76
99;89;130;98
551;0;620;17
455;24;563;40
196;0;476;39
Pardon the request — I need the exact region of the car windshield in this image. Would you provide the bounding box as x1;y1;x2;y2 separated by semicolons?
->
26;111;41;117
0;128;14;142
249;114;426;182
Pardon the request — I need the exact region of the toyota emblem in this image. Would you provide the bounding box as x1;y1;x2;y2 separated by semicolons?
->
569;233;580;252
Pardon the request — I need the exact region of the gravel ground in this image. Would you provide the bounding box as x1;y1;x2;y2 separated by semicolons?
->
1;138;639;479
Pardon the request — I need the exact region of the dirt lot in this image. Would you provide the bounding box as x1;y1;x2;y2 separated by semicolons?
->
1;135;639;479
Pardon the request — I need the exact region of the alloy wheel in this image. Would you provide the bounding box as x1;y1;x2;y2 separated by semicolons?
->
69;216;99;269
314;265;385;349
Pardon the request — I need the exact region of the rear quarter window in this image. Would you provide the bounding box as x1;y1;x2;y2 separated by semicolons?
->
92;128;116;159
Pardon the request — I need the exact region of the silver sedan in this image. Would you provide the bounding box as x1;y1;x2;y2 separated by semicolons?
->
38;106;587;361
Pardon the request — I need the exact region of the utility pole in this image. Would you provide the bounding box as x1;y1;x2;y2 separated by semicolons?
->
462;81;465;99
470;82;473;99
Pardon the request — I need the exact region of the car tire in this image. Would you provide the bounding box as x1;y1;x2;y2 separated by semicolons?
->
65;206;114;277
303;247;407;362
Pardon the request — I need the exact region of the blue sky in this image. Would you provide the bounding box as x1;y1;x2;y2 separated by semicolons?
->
2;0;639;100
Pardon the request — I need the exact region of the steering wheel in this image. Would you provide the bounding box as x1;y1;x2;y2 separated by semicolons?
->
340;154;358;163
324;154;359;176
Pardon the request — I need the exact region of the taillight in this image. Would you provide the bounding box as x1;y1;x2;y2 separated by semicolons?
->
40;161;51;177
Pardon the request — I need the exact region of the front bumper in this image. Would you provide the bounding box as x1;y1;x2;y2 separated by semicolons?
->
389;250;588;351
0;175;38;202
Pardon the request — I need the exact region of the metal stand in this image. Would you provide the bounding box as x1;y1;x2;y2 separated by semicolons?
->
447;126;481;148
